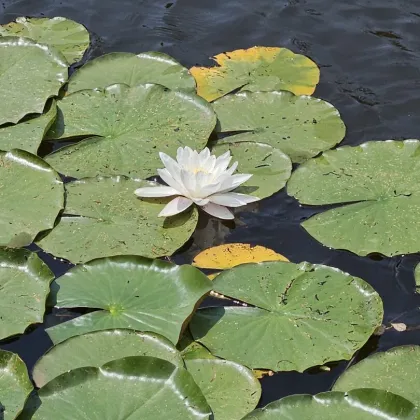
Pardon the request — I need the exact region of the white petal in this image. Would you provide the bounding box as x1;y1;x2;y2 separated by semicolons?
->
192;197;210;206
158;168;186;195
159;152;181;176
218;173;253;193
134;186;179;197
214;152;232;174
181;169;197;195
226;161;238;175
158;196;193;217
209;192;260;207
201;202;234;220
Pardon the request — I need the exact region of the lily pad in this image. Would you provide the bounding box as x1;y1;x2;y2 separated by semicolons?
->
211;141;292;199
45;83;216;178
0;350;33;420
0;249;53;340
213;91;345;163
0;100;56;154
287;140;420;256
45;255;212;345
185;358;261;420
67;52;196;94
32;357;212;419
37;176;198;263
0;149;64;248
190;261;383;371
0;17;89;64
33;329;183;387
0;37;67;125
243;389;418;419
191;46;319;102
333;345;420;403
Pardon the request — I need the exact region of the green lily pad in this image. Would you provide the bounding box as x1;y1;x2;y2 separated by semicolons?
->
333;345;420;403
45;255;212;345
67;52;195;94
213;91;345;163
185;358;261;420
190;261;383;371
287;140;420;256
0;149;64;248
45;83;216;178
211;141;292;199
0;37;67;125
32;357;212;419
37;176;198;263
0;17;89;64
0;100;56;154
33;329;183;387
0;249;53;340
0;350;33;420
243;389;418;419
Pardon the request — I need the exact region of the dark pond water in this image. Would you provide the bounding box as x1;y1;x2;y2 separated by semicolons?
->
2;0;420;407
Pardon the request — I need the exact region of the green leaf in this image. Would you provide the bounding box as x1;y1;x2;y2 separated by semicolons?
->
67;52;195;94
37;176;198;263
211;141;292;199
0;100;56;154
0;249;53;340
243;389;418;419
0;37;67;125
0;149;64;248
46;255;212;345
185;358;261;420
333;345;420;403
190;261;383;371
0;17;89;64
33;329;183;387
287;140;420;256
32;357;212;419
45;83;216;178
0;350;33;420
213;91;345;163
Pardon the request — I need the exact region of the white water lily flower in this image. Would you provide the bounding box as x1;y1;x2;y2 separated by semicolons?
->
134;146;260;220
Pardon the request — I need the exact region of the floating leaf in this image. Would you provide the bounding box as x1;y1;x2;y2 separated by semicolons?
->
243;389;418;419
0;17;89;64
190;261;383;371
185;358;261;420
213;91;345;163
211;141;292;199
37;176;198;263
67;52;195;94
46;255;212;345
0;37;67;125
288;140;420;256
0;149;64;248
33;329;183;387
0;100;56;154
191;46;319;102
333;345;420;403
0;350;33;420
0;249;53;340
31;357;212;419
415;263;420;292
45;83;216;178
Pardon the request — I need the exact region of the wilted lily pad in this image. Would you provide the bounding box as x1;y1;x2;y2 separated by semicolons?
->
0;149;64;248
67;51;196;94
32;357;212;419
0;37;67;125
213;91;345;163
191;46;319;102
190;261;383;371
45;255;212;345
243;389;418;419
288;140;420;256
333;345;420;403
37;176;198;263
33;329;183;387
211;141;292;199
45;83;216;178
0;17;89;64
